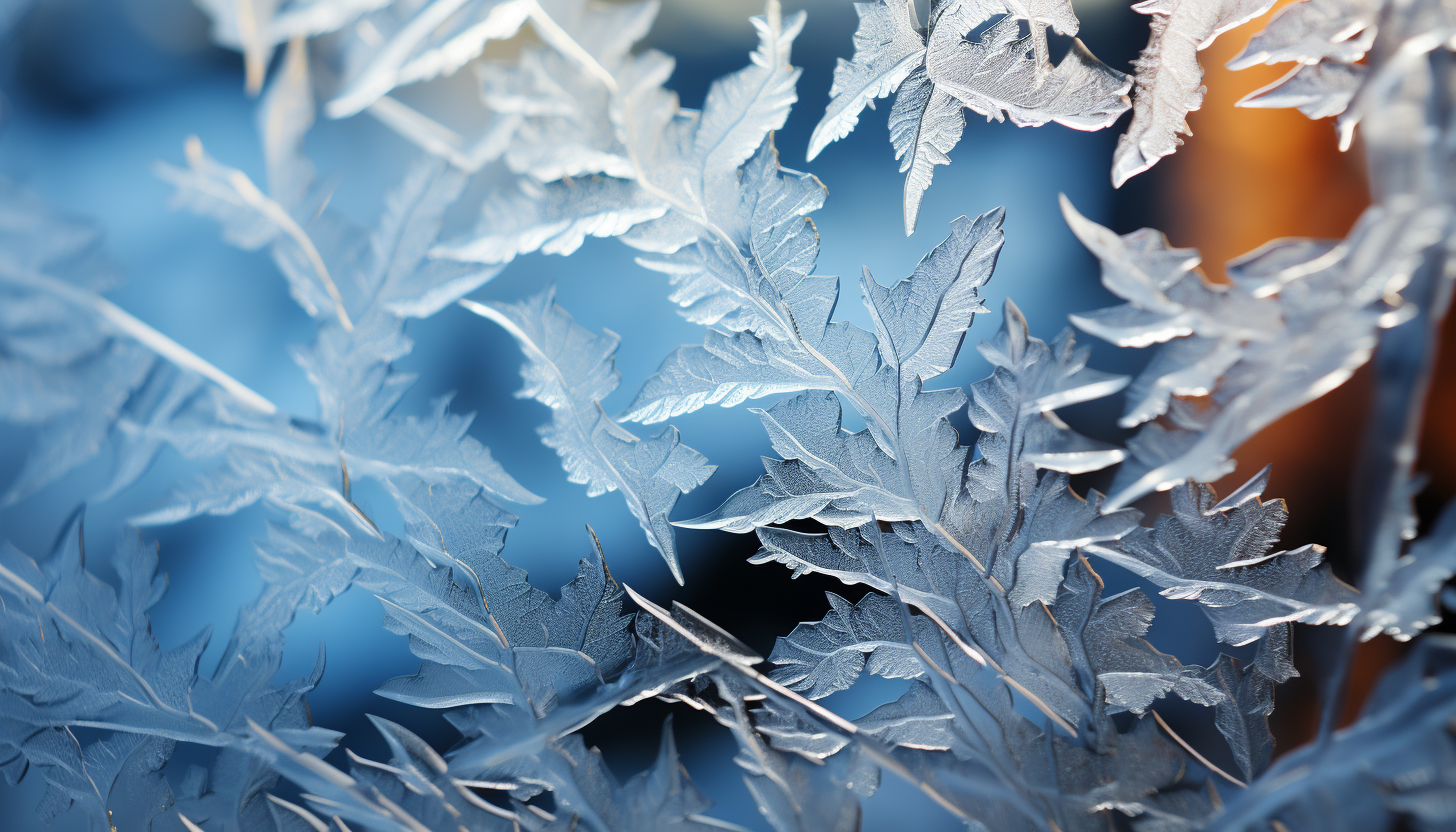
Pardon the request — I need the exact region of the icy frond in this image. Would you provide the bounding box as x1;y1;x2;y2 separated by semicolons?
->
767;592;931;699
968;298;1129;479
668;210;1128;569
755;515;1137;731
0;514;339;829
245;480;723;792
327;0;531;118
252;504;638;719
152;60;536;533
510;722;735;832
322;0;627;120
129;310;539;535
811;0;1128;232
622;592;900;830
360;0;655;176
477;0;658;179
1062;195;1439;509
888;67;967;236
433;0;805;264
246;717;520;832
165;34;503;321
446;176;670;264
1111;0;1278;187
1057;556;1225;719
12;0;1456;827
925;8;1130;133
1086;473;1360;677
1227;0;1379;70
464;289;715;582
1225;0;1394;149
1200;653;1275;781
1237;60;1366;120
708;681;872;832
637;565;1213;829
663;207;998;531
623;145;1253;821
808;0;926;162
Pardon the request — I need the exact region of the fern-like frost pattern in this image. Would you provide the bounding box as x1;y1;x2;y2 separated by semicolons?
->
6;1;1456;831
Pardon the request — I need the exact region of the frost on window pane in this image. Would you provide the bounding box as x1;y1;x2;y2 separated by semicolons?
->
6;0;1456;830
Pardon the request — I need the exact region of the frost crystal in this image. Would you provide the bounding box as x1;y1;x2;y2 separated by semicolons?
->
1111;1;1278;187
811;0;1128;232
6;1;1456;830
464;289;715;582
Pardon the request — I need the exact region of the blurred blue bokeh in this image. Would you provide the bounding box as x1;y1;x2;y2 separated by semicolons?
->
0;1;1216;829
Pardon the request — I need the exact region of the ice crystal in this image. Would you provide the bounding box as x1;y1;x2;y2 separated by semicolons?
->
5;1;1456;830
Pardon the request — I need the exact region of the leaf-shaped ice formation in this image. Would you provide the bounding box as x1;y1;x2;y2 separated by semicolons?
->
810;0;1128;232
161;38;502;323
247;480;723;791
433;0;805;264
659;206;1000;533
807;0;926;162
1061;195;1447;509
129;311;537;536
1237;60;1367;120
889;67;967;236
755;516;1128;734
475;0;658;179
1199;653;1275;782
324;0;623;119
767;592;932;699
0;513;339;829
738;430;1313;820
1085;472;1360;667
337;0;656;176
852;681;958;752
637;544;1242;832
1227;0;1380;70
1056;556;1225;718
327;0;531;118
701;555;1209;830
667;207;1126;564
620;595;922;830
925;7;1130;133
1226;0;1383;148
517;719;738;832
381;539;636;716
464;288;715;582
625;137;1238;818
246;716;519;832
1111;0;1279;187
152;56;535;534
706;678;872;832
967;298;1130;479
259;509;631;717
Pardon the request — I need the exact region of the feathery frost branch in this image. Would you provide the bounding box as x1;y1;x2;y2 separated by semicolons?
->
9;1;1456;831
461;290;715;582
810;0;1129;232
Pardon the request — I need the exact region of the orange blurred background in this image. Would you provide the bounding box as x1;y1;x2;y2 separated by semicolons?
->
1148;0;1454;747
